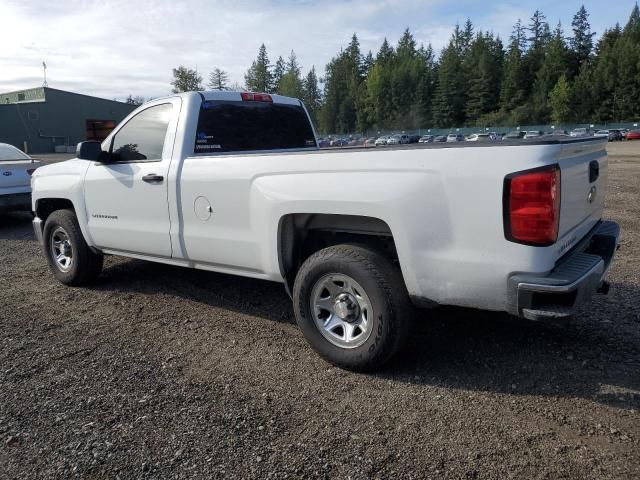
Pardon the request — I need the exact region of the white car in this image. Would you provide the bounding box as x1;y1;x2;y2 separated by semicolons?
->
524;131;544;139
570;128;590;137
30;91;620;370
374;136;389;146
593;130;609;138
0;143;40;214
447;133;464;142
386;134;410;145
466;133;493;142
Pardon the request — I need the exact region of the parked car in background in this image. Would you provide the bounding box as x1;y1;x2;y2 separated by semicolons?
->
331;138;349;147
446;133;465;142
364;137;377;147
524;130;544;139
0;143;40;214
374;136;389;146
466;133;493;142
620;129;630;139
408;135;421;143
626;129;640;140
317;138;330;148
418;135;434;143
434;135;447;142
607;130;623;141
570;127;590;137
503;131;526;140
593;130;609;138
387;134;411;145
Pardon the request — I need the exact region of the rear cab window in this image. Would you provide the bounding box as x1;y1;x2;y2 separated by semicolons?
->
194;98;317;154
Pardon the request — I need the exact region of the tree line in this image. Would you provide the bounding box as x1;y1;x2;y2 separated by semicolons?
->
169;3;640;133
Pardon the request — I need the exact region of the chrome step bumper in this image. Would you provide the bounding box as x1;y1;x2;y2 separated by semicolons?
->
509;220;620;321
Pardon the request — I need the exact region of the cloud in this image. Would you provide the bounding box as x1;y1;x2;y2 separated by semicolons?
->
0;0;628;100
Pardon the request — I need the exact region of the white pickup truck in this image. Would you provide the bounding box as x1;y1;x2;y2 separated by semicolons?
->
31;91;620;370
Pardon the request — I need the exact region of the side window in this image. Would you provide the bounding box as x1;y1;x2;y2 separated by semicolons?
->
111;103;173;162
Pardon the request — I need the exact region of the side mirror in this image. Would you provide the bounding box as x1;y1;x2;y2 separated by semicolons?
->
76;141;102;161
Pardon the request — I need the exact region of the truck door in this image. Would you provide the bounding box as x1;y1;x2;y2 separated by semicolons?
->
84;99;179;257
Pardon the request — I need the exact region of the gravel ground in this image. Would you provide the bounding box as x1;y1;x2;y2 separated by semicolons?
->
1;142;639;479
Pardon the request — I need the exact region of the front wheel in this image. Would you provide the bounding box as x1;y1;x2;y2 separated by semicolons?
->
293;245;413;371
43;209;103;285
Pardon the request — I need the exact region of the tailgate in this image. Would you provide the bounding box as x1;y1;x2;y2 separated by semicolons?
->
555;139;607;253
0;160;38;190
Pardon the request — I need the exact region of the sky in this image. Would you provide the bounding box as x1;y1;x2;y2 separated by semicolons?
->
0;0;637;101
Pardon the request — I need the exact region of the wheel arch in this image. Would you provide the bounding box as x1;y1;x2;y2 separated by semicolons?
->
35;197;76;223
277;213;399;296
35;197;96;250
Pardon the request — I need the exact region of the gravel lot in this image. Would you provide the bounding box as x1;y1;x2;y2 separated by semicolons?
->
1;142;639;479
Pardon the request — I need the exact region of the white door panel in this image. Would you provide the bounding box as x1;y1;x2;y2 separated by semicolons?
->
84;100;180;257
84;162;172;256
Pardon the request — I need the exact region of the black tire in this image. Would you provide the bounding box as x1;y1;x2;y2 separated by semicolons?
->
43;209;103;285
293;244;414;371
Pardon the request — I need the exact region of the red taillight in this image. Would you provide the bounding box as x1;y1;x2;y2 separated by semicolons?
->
240;92;273;102
26;168;37;176
504;165;561;246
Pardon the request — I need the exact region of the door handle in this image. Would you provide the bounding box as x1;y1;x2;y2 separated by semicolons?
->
142;174;164;183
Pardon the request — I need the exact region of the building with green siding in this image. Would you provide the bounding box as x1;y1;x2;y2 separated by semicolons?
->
0;87;136;154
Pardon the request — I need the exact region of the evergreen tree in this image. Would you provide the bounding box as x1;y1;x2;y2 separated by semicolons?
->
244;44;272;93
208;68;229;90
389;29;424;127
170;66;203;93
548;74;571;123
532;23;569;122
417;44;437;127
302;66;321;125
279;51;304;98
272;56;286;93
432;40;464;127
623;2;640;41
376;38;394;63
570;5;596;75
465;33;504;124
500;23;527;113
363;51;374;73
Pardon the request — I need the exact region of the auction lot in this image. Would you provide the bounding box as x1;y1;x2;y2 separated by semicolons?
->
1;143;639;479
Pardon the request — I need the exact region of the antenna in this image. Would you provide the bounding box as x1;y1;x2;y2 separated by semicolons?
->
42;61;48;87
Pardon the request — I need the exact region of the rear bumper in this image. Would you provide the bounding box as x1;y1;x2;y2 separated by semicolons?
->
508;220;620;320
0;192;31;212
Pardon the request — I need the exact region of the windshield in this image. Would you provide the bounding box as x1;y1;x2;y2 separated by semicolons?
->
0;144;30;161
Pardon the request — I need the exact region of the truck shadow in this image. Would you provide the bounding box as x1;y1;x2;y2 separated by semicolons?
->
388;289;640;411
94;258;640;410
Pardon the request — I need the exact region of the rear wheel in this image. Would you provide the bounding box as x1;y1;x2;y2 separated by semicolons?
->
293;244;413;371
43;209;103;285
